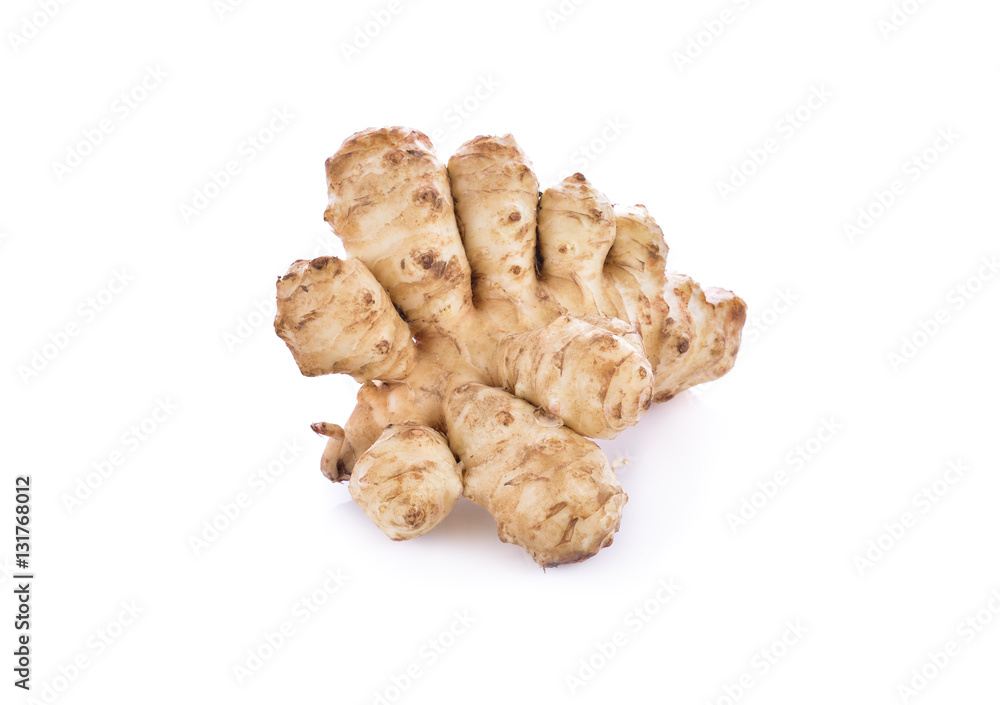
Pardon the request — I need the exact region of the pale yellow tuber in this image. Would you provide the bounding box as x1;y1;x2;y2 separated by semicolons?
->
274;127;746;566
347;423;462;541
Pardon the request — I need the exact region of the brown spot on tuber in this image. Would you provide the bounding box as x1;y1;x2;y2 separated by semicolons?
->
558;517;579;545
504;473;550;487
677;339;690;353
374;340;390;355
510;265;522;275
360;290;374;305
496;411;513;427
508;211;521;222
443;256;465;282
416;187;439;206
595;335;618;352
596;487;616;505
545;502;567;519
403;506;426;527
294;310;319;329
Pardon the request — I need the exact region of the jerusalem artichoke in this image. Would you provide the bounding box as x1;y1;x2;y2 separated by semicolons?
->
274;127;746;566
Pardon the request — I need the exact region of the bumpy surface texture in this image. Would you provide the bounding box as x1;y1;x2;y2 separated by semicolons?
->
275;127;746;567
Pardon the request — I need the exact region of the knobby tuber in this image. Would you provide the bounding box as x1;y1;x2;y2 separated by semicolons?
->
275;128;746;566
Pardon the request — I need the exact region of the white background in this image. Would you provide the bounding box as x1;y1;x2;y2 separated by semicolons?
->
2;0;999;703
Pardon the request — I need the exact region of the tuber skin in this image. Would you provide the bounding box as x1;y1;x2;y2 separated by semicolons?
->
445;384;626;566
275;257;416;382
348;424;463;541
275;127;746;567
